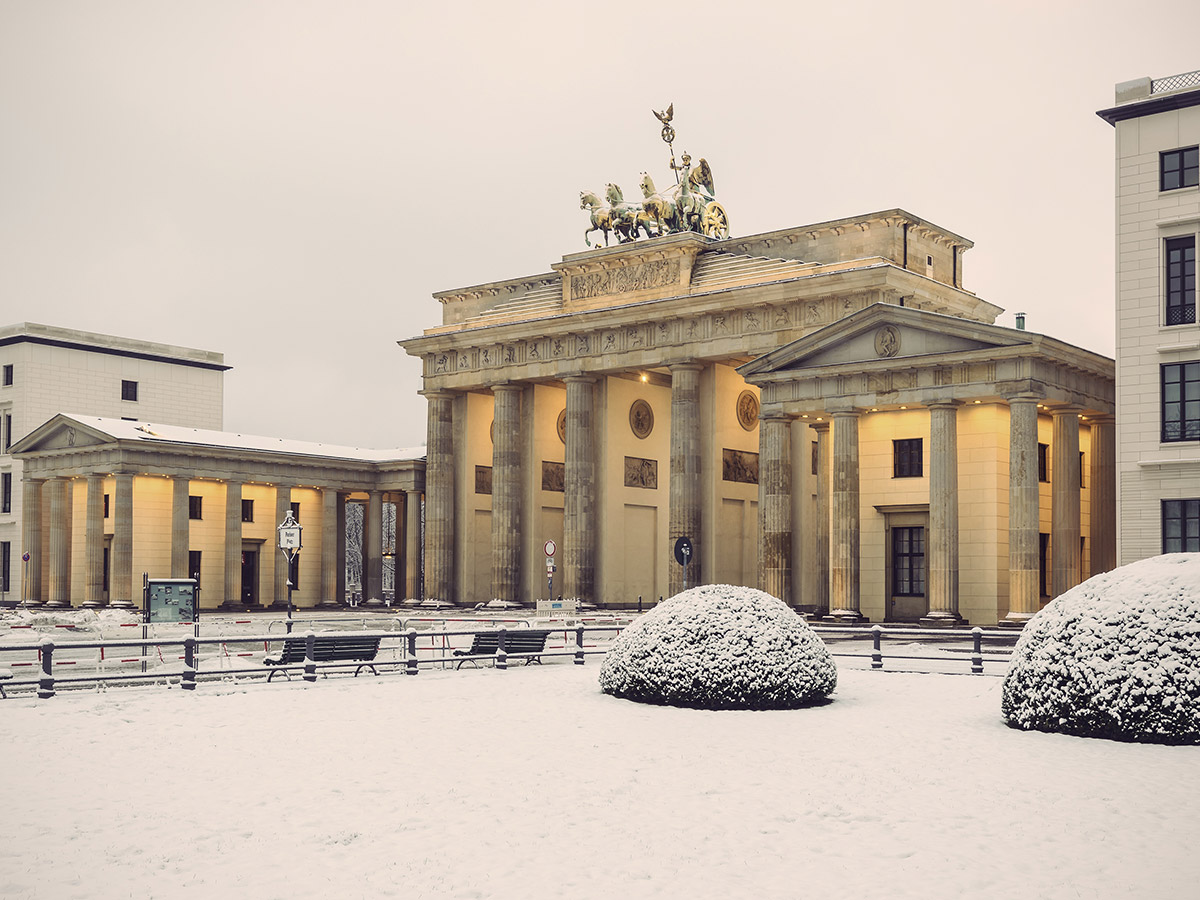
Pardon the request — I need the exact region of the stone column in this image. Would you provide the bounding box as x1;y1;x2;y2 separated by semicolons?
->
1089;415;1117;576
319;488;341;608
171;477;190;579
84;474;106;607
223;480;243;608
491;383;523;604
271;485;292;609
1003;395;1042;626
45;477;71;608
364;490;384;606
923;401;962;626
811;422;831;616
21;477;43;605
758;413;792;602
423;391;455;604
564;375;597;603
668;363;703;596
405;489;422;602
1051;406;1082;597
111;473;135;608
828;409;864;621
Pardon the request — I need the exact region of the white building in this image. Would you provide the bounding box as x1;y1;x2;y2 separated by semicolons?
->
0;323;227;603
1098;69;1200;562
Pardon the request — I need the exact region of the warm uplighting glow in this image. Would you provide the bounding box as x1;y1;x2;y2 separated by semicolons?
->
640;373;648;383
974;400;981;404
900;406;907;410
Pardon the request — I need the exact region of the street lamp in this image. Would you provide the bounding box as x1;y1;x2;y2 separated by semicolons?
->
277;510;302;634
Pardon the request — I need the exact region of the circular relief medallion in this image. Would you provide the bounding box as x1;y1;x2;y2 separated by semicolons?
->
556;409;567;445
736;390;759;431
874;325;900;358
629;399;654;439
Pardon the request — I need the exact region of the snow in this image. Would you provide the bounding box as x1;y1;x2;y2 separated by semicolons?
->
3;664;1197;899
600;584;835;708
1003;553;1200;743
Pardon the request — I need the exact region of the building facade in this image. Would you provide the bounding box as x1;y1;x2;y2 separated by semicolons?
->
402;210;1116;623
1098;70;1200;564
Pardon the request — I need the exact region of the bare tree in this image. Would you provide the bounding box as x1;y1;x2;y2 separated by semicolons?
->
345;501;363;594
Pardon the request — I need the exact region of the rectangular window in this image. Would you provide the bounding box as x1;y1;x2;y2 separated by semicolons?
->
1;472;10;513
1165;236;1196;326
1163;499;1200;553
1038;443;1050;482
811;442;818;477
188;495;203;520
290;501;301;522
241;499;254;523
1079;452;1085;489
2;364;12;386
3;413;11;452
121;380;138;401
103;493;110;518
892;527;925;596
103;546;109;594
1;541;10;592
189;550;202;585
893;438;923;478
1162;362;1200;442
1161;146;1199;191
1039;533;1050;596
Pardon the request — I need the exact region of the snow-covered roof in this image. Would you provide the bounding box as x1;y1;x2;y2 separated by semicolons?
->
60;415;425;463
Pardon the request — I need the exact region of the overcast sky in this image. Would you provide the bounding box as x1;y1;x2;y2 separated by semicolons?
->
2;1;1197;449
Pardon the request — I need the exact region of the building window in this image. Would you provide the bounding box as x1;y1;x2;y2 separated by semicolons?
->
1;541;10;593
1039;533;1050;596
1;472;9;513
1165;237;1196;326
1038;443;1050;482
811;442;818;477
103;546;109;594
1079;452;1085;489
1162;499;1200;553
290;501;301;522
189;550;202;585
893;438;923;478
121;380;138;401
2;364;12;386
188;495;203;520
241;499;254;522
1161;146;1199;191
1162;362;1200;442
3;412;11;452
892;527;925;596
103;493;110;518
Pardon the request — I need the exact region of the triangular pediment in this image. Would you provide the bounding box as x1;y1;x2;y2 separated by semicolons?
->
739;304;1032;376
9;414;119;454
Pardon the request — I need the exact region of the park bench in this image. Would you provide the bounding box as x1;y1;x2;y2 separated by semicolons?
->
263;634;382;681
452;629;551;669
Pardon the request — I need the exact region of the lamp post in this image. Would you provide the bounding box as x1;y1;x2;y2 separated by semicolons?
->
277;510;302;634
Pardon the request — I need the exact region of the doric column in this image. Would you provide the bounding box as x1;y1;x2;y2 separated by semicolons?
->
758;413;792;602
564;375;597;603
405;489;422;602
84;474;106;607
923;401;962;625
319;488;341;607
811;422;831;616
45;477;71;608
271;484;292;609
21;477;43;605
828;408;864;621
491;383;523;604
1089;415;1116;576
223;480;243;607
110;473;135;608
364;490;384;605
1051;406;1082;597
423;390;455;603
668;363;703;596
1003;395;1041;626
171;477;190;579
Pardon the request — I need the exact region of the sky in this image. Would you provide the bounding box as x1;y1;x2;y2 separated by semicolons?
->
2;1;1198;449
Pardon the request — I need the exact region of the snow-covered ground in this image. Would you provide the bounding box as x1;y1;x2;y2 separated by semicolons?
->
1;664;1196;899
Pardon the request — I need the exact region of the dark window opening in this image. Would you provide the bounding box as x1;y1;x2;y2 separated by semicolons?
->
892;527;926;596
189;550;202;586
1162;362;1200;442
1166;236;1196;326
2;364;12;386
811;442;818;477
102;546;109;594
1038;443;1050;482
103;493;110;519
1161;146;1199;191
4;413;11;452
4;541;14;592
241;499;254;523
121;380;138;402
894;438;923;478
188;495;203;520
1039;533;1050;597
1079;452;1085;489
1;472;10;513
1163;499;1200;553
290;501;301;522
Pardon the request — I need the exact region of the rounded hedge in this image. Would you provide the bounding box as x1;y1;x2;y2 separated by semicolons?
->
599;584;836;710
1002;553;1200;744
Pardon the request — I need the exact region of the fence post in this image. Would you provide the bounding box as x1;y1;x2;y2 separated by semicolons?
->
871;625;883;670
574;625;585;665
405;628;419;675
38;638;55;699
303;631;317;683
971;627;983;674
182;637;197;691
495;628;508;670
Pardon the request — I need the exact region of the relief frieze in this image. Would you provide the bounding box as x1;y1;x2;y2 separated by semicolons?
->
624;456;658;489
570;259;680;301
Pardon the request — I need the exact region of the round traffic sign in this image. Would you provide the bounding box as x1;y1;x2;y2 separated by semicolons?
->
544;539;557;557
673;535;693;566
22;552;30;562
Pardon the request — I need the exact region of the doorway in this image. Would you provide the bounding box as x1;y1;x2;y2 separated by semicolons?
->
241;549;258;605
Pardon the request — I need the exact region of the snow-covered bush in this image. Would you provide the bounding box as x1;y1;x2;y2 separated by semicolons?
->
599;584;836;710
1002;553;1200;744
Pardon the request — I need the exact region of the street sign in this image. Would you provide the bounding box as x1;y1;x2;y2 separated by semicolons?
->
544;539;557;557
673;535;694;566
22;552;30;562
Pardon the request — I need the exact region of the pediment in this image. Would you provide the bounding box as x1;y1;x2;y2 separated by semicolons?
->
9;415;118;454
740;304;1031;376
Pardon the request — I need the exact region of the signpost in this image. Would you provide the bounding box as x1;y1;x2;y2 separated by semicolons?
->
543;539;557;601
536;539;576;616
278;511;303;634
143;575;199;674
21;551;30;607
674;535;694;592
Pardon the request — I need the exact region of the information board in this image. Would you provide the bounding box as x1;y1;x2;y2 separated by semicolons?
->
145;579;198;624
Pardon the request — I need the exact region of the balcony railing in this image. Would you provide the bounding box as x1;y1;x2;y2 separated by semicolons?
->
1152;70;1200;95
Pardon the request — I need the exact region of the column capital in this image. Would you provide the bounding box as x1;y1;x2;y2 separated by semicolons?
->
419;388;458;400
808;420;830;433
826;405;862;418
1046;402;1084;417
667;360;703;375
759;410;793;424
1087;413;1115;426
1002;391;1043;404
562;373;597;385
490;381;525;395
925;398;962;411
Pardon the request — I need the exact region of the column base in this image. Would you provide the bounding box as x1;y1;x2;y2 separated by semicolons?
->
81;600;108;609
823;609;869;624
109;600;137;610
43;600;71;609
316;599;344;609
998;613;1035;629
267;599;292;611
363;598;387;608
919;612;965;628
